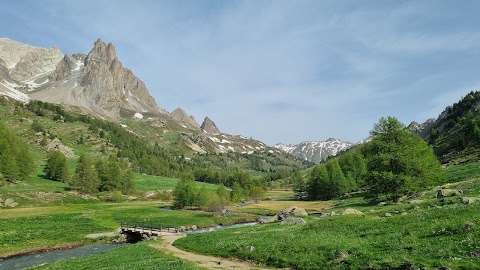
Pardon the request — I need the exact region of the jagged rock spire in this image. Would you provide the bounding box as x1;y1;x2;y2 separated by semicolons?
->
200;116;221;134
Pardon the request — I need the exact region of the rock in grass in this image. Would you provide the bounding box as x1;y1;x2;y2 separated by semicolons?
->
436;189;463;198
462;197;477;205
281;217;306;225
4;198;17;207
384;213;392;217
342;208;364;215
281;206;308;217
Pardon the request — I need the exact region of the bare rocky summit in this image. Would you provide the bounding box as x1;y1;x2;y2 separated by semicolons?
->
171;107;200;128
200;116;221;134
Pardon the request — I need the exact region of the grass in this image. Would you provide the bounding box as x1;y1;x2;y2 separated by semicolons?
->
445;161;480;183
176;202;480;270
32;242;205;270
0;199;258;257
134;174;219;191
0;213;109;256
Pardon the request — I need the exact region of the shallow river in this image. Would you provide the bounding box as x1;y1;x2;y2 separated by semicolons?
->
0;244;123;270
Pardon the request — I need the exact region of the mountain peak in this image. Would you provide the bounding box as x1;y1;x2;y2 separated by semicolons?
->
87;38;117;64
171;107;200;128
200;116;221;134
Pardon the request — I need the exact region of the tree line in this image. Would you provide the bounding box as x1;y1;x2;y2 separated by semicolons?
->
44;151;135;194
173;172;266;211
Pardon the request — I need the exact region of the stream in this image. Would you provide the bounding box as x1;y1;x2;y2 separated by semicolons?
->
0;244;123;270
0;218;271;270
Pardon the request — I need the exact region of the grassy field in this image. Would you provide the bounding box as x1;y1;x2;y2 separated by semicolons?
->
176;200;480;270
133;174;218;191
445;161;480;183
32;242;205;270
0;200;257;257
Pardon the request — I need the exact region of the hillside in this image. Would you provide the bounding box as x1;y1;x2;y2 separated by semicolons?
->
409;91;480;164
0;97;308;182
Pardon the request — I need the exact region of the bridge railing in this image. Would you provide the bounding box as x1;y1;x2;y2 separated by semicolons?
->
120;222;163;233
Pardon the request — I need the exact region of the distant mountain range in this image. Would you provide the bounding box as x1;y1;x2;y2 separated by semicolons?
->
275;138;353;163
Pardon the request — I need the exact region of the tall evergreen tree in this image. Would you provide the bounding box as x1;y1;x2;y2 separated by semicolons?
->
364;116;445;201
44;150;70;182
73;155;99;193
173;173;196;209
0;122;34;182
326;160;349;197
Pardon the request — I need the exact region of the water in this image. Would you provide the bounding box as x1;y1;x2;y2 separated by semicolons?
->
0;244;123;270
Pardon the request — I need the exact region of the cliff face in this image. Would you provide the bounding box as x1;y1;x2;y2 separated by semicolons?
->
79;39;161;113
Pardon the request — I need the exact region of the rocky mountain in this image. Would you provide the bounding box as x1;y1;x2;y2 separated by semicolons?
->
170;107;200;128
0;38;269;156
200;117;220;134
275;138;353;163
29;38;164;119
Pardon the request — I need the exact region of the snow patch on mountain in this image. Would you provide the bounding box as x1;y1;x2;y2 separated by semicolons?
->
274;138;353;163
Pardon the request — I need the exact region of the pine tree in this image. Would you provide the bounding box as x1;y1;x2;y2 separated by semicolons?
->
0;122;34;182
73;155;99;193
364;116;445;201
326;160;348;198
173;173;196;209
44;150;70;182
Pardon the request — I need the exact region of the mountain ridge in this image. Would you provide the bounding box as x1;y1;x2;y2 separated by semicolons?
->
275;138;353;163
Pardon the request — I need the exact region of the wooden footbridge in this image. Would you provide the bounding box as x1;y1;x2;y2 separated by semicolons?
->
120;222;194;242
120;222;163;236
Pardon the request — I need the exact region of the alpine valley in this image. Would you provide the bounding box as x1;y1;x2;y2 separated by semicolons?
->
3;36;480;270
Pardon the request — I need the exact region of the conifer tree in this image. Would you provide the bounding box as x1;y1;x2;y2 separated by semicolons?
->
73;155;99;193
364;116;445;201
44;150;70;182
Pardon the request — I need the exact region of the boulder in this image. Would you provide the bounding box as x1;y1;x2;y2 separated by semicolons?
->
384;213;392;217
281;206;308;217
377;202;387;206
4;198;16;207
462;197;477;205
436;189;463;198
281;217;306;225
191;225;198;230
342;208;364;215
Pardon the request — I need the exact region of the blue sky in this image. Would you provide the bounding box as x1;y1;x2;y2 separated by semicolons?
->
1;0;479;145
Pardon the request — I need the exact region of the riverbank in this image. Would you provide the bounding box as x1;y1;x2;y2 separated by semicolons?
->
0;242;84;260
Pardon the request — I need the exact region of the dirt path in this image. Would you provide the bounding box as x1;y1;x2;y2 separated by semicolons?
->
151;232;279;270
